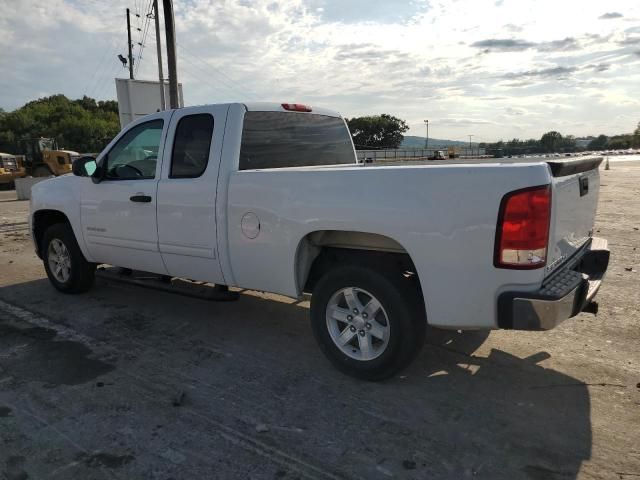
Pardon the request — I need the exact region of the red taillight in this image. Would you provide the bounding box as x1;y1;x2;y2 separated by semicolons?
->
281;103;312;112
495;185;551;269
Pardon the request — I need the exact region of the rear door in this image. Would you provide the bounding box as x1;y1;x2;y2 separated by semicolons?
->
156;105;228;284
546;157;602;274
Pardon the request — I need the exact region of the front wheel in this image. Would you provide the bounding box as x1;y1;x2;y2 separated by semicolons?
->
42;223;95;293
310;265;425;381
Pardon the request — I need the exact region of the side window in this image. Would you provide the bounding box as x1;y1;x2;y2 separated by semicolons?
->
105;119;163;180
170;114;214;178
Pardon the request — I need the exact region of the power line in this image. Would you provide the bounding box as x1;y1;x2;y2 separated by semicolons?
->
176;47;249;99
134;0;143;55
95;60;123;100
177;51;251;101
122;7;258;99
83;37;118;97
94;40;131;100
143;2;154;60
87;41;121;98
134;0;154;76
176;43;259;100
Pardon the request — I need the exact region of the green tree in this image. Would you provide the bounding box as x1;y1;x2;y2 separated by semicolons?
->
98;100;119;114
346;114;409;149
608;135;632;149
75;95;98;112
562;135;577;152
540;131;563;153
0;94;120;153
587;135;608;150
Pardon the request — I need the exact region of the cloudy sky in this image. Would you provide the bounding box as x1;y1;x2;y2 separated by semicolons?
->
0;0;639;141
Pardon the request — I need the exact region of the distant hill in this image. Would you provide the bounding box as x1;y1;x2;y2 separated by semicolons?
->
401;135;467;149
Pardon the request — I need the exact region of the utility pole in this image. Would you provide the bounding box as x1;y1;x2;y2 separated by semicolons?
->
162;0;179;109
126;8;134;79
424;120;429;150
468;134;474;157
153;0;166;110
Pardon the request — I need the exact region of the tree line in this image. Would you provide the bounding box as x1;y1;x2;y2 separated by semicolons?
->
1;95;638;155
584;129;640;151
0;95;120;154
346;117;640;153
480;124;640;156
0;96;409;153
480;131;579;156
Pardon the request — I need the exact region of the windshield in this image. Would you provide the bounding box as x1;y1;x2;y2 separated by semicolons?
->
239;112;356;170
38;138;57;151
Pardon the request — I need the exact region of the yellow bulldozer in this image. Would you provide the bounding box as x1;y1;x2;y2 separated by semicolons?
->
18;137;80;177
0;152;26;189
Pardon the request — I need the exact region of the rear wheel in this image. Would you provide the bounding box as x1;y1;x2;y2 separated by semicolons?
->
310;265;425;380
42;223;95;293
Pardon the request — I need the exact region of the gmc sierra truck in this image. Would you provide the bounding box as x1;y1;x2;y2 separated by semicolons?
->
29;102;609;380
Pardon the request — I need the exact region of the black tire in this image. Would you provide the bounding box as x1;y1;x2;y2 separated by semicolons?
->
310;265;426;381
42;223;95;293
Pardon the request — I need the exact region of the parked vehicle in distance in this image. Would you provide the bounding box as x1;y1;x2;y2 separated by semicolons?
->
19;137;80;177
428;150;447;160
0;152;26;188
29;102;610;380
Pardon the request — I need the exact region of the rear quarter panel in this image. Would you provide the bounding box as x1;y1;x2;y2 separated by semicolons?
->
226;163;552;329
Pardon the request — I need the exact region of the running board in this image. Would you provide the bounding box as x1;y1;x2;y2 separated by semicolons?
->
95;267;240;302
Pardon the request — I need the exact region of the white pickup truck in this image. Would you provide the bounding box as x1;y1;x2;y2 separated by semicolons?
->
29;102;609;380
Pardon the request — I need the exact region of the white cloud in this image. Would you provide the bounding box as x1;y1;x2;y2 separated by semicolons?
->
0;0;639;140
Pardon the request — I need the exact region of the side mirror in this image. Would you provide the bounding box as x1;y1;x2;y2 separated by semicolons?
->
72;156;97;177
90;161;103;184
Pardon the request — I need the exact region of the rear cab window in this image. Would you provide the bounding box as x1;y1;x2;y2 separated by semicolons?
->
170;114;214;178
239;112;355;170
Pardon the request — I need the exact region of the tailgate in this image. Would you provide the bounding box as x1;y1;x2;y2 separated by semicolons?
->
546;157;602;274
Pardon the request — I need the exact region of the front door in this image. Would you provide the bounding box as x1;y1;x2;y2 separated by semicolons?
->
156;105;227;284
80;113;171;274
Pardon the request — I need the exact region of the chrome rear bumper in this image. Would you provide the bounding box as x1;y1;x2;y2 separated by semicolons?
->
498;237;609;330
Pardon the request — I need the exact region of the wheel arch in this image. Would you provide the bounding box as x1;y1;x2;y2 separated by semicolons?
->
32;209;72;259
294;230;426;314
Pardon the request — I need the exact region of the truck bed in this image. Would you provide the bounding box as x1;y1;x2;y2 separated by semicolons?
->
227;155;602;329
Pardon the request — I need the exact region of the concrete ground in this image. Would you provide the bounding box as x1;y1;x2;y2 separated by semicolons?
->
0;163;639;480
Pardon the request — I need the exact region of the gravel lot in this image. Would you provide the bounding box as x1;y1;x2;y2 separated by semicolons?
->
0;163;638;480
